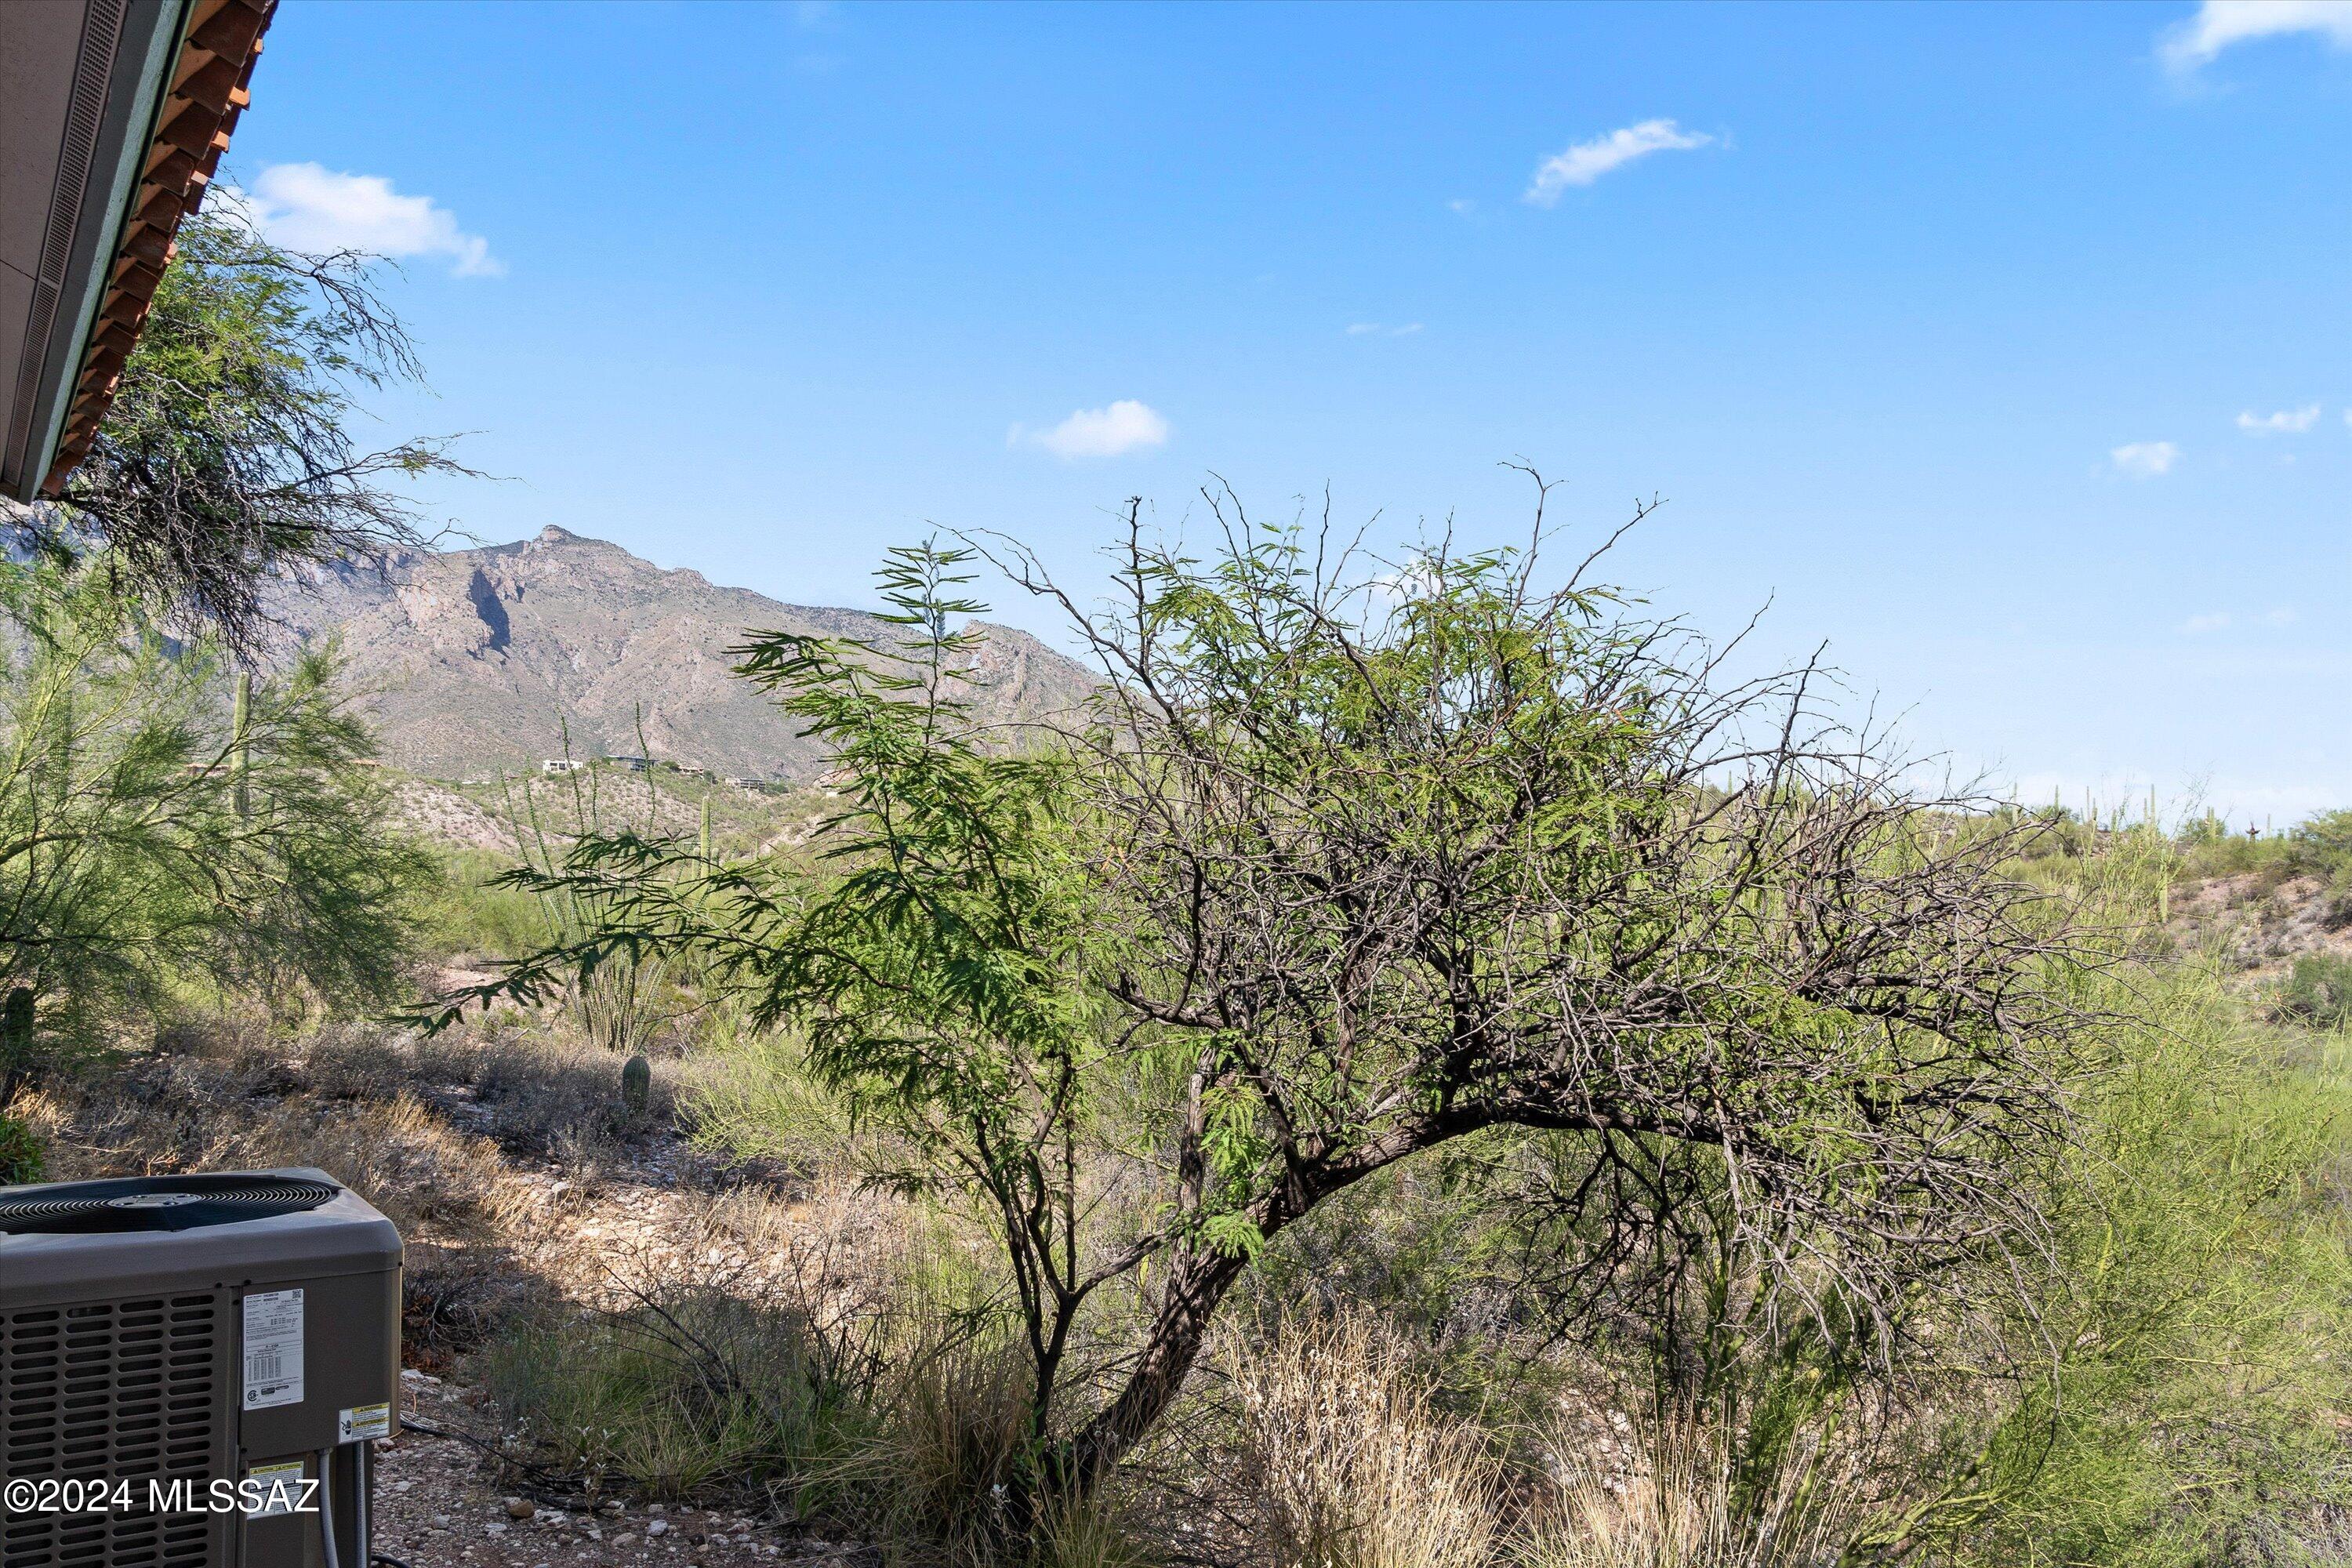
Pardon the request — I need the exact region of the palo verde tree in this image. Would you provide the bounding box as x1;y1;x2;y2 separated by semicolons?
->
0;563;430;1084
443;481;2093;1501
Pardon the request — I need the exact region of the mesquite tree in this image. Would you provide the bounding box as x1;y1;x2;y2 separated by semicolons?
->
19;209;468;654
445;488;2088;1494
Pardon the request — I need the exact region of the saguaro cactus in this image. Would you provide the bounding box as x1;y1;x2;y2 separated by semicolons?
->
231;670;252;819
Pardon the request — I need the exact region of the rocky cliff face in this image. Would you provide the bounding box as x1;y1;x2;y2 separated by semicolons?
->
267;527;1094;782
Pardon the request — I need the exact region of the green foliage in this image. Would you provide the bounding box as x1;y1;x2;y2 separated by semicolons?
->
0;985;32;1104
2169;804;2352;891
441;543;1112;1465
493;752;695;1058
0;562;432;1052
38;210;467;651
0;1112;43;1185
450;507;2092;1499
1936;960;2352;1564
2290;808;2352;874
2276;951;2352;1030
480;1290;874;1507
412;847;562;963
686;1029;865;1174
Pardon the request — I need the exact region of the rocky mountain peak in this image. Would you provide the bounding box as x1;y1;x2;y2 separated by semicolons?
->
267;530;1091;782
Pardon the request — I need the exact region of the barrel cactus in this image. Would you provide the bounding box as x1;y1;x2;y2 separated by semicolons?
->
620;1053;652;1120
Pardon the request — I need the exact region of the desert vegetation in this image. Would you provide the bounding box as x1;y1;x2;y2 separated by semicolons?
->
2;198;2348;1568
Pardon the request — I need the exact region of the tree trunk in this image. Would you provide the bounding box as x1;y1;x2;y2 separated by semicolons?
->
1065;1244;1252;1488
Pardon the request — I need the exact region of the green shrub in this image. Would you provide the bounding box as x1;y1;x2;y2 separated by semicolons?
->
1940;956;2352;1563
2173;806;2352;891
414;848;561;964
2276;952;2352;1030
2289;809;2352;884
0;1113;42;1184
480;1288;873;1508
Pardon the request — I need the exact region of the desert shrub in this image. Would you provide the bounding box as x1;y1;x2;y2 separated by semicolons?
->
2275;952;2352;1030
481;1287;877;1507
0;1112;43;1184
2289;809;2352;886
2172;805;2352;892
1917;954;2352;1563
481;759;701;1059
416;848;563;964
402;1254;546;1375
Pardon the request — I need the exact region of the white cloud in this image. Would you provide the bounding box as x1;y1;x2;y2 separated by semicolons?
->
2236;404;2321;434
1347;322;1423;337
1447;198;1477;216
2111;441;2180;477
2160;0;2352;71
2179;607;2296;634
234;162;501;276
1524;118;1715;205
1014;400;1170;459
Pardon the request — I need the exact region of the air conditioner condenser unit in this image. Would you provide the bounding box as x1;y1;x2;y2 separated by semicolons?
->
1;1169;401;1568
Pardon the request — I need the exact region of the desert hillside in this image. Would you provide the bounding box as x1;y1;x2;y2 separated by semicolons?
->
265;527;1094;781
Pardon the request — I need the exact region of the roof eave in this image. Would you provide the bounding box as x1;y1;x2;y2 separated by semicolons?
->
4;0;275;505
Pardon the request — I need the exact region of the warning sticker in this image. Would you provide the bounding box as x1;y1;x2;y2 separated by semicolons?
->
339;1402;392;1443
243;1461;309;1519
241;1289;304;1410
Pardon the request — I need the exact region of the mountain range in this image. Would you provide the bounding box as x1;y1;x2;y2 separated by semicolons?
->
266;527;1094;782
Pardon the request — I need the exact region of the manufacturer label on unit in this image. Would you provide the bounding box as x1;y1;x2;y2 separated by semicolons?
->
243;1461;309;1519
241;1289;305;1410
339;1401;392;1443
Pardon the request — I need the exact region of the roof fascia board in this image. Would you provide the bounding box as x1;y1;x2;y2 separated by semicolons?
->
6;0;188;504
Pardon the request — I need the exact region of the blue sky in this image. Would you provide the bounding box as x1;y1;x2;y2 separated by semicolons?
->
230;1;2347;823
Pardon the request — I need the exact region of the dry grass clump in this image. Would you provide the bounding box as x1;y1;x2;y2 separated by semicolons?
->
1519;1420;1860;1568
1194;1315;1861;1568
831;1324;1160;1568
1214;1312;1501;1568
857;1333;1037;1557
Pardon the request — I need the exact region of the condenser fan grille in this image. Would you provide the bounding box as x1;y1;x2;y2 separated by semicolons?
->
0;1175;339;1235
